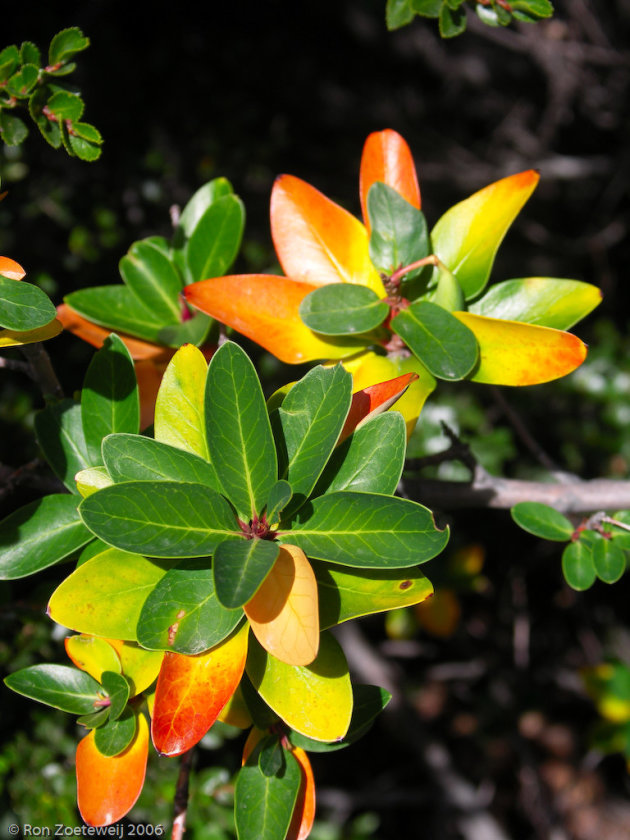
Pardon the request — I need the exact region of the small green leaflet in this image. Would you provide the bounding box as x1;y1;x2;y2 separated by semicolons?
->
100;671;130;721
562;541;596;591
591;538;626;584
367;182;429;277
299;284;388;336
119;239;182;325
511;502;573;542
4;664;102;714
94;708;137;757
265;480;293;527
0;276;56;331
213;538;280;608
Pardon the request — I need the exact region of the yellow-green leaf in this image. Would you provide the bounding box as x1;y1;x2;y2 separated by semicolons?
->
0;319;62;346
64;635;122;682
154;344;209;459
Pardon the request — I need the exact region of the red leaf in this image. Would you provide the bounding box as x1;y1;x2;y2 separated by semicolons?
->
338;372;418;444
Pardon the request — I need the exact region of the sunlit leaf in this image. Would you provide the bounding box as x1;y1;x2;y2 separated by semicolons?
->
0;256;26;280
76;467;114;497
119;239;182;324
65;635;122;682
76;711;148;827
246;631;353;742
339;372;417;444
286;746;316;840
4;664;102;714
360;129;421;231
64;286;165;343
94;707;137;756
0;275;56;331
367;182;429;277
151;623;248;756
245;544;319;666
235;743;301;840
214;538;280;609
56;304;170;361
154;344;209;459
0;319;62;346
186;194;244;282
105;640;163;696
299;283;388;336
271;174;385;295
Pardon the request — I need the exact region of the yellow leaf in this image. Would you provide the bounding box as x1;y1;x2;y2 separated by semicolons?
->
106;640;164;696
64;635;122;682
154;344;209;458
245;544;319;667
0;319;62;346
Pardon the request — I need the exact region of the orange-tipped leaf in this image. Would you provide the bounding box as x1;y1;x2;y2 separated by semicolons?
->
0;256;26;280
339;372;418;444
76;712;149;827
245;545;319;667
360;130;421;231
151;623;249;756
286;746;316;840
271;175;384;295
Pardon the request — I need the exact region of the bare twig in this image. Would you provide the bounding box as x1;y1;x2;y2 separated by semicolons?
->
19;343;63;401
490;386;561;475
172;748;195;840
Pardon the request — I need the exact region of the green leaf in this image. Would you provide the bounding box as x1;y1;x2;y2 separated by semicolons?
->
367;182;429;276
68;123;103;161
511;502;573;542
428;263;466;311
119;239;182;324
176;177;234;241
386;0;415;29
274;364;352;515
315;412;406;496
154;344;210;459
103;434;220;491
64;286;164;343
48;27;90;65
136;558;242;654
94;707;137;757
314;560;433;629
235;745;300;840
265;480;293;527
186;194;244;283
81;334;140;463
156;311;213;348
75;467;114;497
411;0;443;16
439;2;467;36
511;0;554;21
4;664;102;714
77;708;110;729
0;111;29;145
592;539;626;584
286;491;448;568
79;481;240;558
391;300;478;380
48;548;172;640
100;671;130;721
7;64;39;98
0;45;20;82
0;494;92;580
34;399;92;493
206;341;277;518
213;538;280;608
46;90;84;121
0;276;56;331
299;284;389;336
20;41;41;66
562;541;596;591
289;684;392;752
469;278;601;330
28;87;62;149
258;736;285;777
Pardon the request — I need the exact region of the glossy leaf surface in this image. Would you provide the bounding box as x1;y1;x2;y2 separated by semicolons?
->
455;312;587;385
56;304;170;361
103;433;220;490
137;558;243;653
214;538;280;608
75;467;114;497
81;334;139;463
119;239;182;324
511;502;573;542
592;538;626;584
299;284;388;335
286;746;316;840
48;549;171;640
245;544;319;666
151;624;248;756
79;481;240;558
0;275;56;330
187;194;244;282
65;635;122;682
360;129;421;231
154;344;209;459
4;664;102;714
206;341;277;517
316;412;406;496
562;541;596;591
286;491;448;568
265;480;293;527
0;494;91;579
469;277;602;329
176;177;234;239
94;707;137;757
0;256;26;280
105;641;163;696
185;274;362;363
274;364;351;515
391;300;478;380
235;744;301;840
76;712;148;826
314;560;434;629
100;671;130;721
65;286;164;343
246;632;353;741
271;174;385;295
367;182;428;276
431;170;539;298
339;372;417;444
34;399;91;493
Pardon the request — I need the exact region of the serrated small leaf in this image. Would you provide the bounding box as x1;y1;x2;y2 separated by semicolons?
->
100;671;131;721
20;41;41;66
4;664;102;714
7;64;39;98
47;90;84;121
0;276;56;330
29;86;62;148
299;284;388;336
439;2;467;36
0;45;20;81
0;111;29;145
68;128;103;161
214;538;280;608
48;27;90;66
391;300;478;380
386;0;415;29
562;541;596;591
411;0;443;16
511;502;573;542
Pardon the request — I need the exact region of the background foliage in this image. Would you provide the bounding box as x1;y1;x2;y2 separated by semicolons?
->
2;1;630;838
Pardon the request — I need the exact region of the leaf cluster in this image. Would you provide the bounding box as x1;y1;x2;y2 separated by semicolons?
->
386;0;554;37
0;28;102;160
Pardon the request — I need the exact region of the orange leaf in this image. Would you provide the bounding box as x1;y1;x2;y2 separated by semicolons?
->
415;588;461;638
56;304;172;362
339;372;418;444
0;256;26;280
270;175;384;295
151;623;249;756
245;545;319;667
134;359;168;430
286;746;316;840
185;275;362;364
76;712;149;826
359;130;421;232
454;312;587;385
